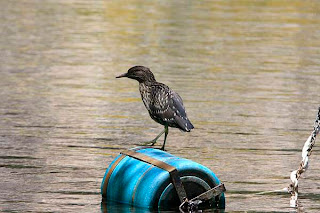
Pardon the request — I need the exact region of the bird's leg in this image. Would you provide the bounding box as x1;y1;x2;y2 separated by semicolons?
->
142;128;165;146
160;125;169;151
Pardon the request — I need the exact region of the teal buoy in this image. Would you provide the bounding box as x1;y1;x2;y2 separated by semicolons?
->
101;147;225;211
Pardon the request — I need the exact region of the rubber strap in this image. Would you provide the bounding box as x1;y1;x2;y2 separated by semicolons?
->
179;183;226;212
101;147;152;198
101;155;126;198
120;149;187;203
189;183;226;202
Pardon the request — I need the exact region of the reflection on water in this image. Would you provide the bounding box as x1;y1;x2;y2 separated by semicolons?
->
1;0;320;212
101;201;226;213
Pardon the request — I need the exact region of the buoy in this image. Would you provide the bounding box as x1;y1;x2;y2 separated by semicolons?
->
101;147;225;211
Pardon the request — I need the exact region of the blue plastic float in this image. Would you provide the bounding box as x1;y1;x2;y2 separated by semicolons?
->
101;147;225;211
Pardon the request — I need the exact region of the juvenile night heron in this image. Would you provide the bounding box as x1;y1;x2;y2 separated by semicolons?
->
116;66;194;150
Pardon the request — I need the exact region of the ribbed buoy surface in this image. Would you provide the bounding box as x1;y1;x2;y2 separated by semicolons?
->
101;147;225;211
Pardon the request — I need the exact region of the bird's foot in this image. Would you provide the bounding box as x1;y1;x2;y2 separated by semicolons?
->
142;139;157;146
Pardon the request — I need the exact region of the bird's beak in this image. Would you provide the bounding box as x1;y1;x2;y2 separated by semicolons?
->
116;73;128;78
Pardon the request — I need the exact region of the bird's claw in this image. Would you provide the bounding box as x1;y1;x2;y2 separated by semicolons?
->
142;140;157;146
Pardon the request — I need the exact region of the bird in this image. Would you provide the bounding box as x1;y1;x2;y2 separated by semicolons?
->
116;65;194;150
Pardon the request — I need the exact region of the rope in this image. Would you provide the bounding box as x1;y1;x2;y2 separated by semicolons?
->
287;106;320;207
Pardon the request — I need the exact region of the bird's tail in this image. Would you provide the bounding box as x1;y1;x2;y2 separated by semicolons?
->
185;120;194;132
176;116;194;132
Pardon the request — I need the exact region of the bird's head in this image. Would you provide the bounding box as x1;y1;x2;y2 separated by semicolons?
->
116;66;156;83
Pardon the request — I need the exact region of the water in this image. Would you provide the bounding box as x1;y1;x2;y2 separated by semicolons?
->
1;0;320;212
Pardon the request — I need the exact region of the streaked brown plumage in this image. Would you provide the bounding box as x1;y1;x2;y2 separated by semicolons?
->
116;66;194;150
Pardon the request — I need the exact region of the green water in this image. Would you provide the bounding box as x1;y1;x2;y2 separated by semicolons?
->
1;0;320;212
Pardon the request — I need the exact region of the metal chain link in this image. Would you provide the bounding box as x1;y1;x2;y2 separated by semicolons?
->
287;106;320;207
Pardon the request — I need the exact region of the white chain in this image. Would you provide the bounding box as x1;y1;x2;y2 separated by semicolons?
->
287;107;320;207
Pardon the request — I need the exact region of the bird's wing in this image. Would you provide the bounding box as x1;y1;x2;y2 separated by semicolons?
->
169;90;194;131
149;84;193;131
149;84;175;120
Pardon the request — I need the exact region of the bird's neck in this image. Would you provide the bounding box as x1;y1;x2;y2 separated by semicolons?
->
139;80;156;86
139;81;153;94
